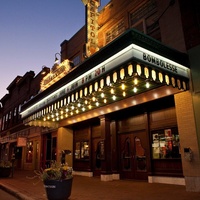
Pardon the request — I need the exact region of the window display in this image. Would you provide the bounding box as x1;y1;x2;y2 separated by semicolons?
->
75;141;89;159
152;127;180;159
26;141;33;163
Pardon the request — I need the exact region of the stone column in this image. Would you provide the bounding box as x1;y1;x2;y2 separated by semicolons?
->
175;91;200;192
99;115;112;181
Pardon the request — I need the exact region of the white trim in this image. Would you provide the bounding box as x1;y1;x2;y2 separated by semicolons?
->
148;176;185;185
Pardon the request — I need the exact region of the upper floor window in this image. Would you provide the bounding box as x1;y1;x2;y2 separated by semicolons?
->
130;0;160;40
105;20;125;44
72;55;81;66
14;107;17;116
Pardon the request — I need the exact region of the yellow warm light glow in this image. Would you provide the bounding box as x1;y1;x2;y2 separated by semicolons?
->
100;79;104;88
136;64;142;76
113;72;117;83
133;78;138;85
85;100;88;104
122;91;126;97
146;82;150;88
106;76;110;86
152;70;156;81
112;95;116;100
133;87;137;93
159;72;163;83
88;105;92;109
128;64;133;76
120;68;125;79
101;93;105;98
94;82;98;91
104;99;107;103
110;88;114;94
121;83;125;90
96;102;99;106
92;97;96;101
144;67;149;78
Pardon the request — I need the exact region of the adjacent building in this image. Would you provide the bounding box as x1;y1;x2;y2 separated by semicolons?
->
1;0;200;192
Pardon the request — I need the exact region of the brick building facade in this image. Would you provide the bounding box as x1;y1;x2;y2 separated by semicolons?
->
1;0;200;192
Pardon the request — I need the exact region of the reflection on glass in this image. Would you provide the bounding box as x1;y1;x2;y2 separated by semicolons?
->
152;128;180;159
26;141;33;163
75;141;89;159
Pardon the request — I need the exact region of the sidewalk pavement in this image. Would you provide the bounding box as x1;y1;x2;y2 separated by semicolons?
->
0;170;200;200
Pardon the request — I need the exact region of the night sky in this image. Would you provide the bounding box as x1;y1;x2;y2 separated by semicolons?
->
0;0;109;99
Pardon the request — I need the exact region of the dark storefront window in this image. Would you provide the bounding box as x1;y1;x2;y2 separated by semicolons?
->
152;127;180;159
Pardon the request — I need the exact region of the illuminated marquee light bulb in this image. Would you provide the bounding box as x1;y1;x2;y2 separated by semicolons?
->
146;82;150;88
56;117;59;121
60;115;64;120
77;103;81;107
92;96;96;101
43;117;46;121
110;88;114;94
112;95;117;100
121;83;125;90
103;99;107;103
60;110;64;115
51;114;55;118
66;108;69;112
88;105;92;109
96;102;99;107
76;110;79;114
65;113;68;117
133;87;137;93
133;78;138;85
56;112;59;116
47;116;50;120
122;91;126;97
70;111;73;116
71;105;75;110
85;100;88;104
82;107;86;112
101;93;105;98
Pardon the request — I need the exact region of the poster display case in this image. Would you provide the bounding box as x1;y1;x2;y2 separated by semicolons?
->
152;127;180;159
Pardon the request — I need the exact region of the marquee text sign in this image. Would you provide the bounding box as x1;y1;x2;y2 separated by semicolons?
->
21;44;189;118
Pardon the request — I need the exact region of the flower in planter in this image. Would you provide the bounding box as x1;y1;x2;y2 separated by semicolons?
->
36;161;73;181
0;160;12;168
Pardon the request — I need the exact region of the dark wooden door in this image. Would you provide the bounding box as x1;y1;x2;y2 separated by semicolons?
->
119;131;148;180
92;138;102;176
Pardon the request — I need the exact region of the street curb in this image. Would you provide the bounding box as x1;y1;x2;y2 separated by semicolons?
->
0;183;34;200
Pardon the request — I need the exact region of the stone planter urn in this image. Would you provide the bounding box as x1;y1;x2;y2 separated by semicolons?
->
0;167;11;177
44;178;73;200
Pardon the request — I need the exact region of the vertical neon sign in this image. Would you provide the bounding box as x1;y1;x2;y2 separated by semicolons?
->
82;0;100;57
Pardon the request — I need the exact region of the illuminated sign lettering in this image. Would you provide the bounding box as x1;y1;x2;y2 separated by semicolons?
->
40;59;72;91
82;0;100;56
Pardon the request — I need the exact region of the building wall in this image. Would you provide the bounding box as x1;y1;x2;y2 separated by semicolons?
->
175;91;200;191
